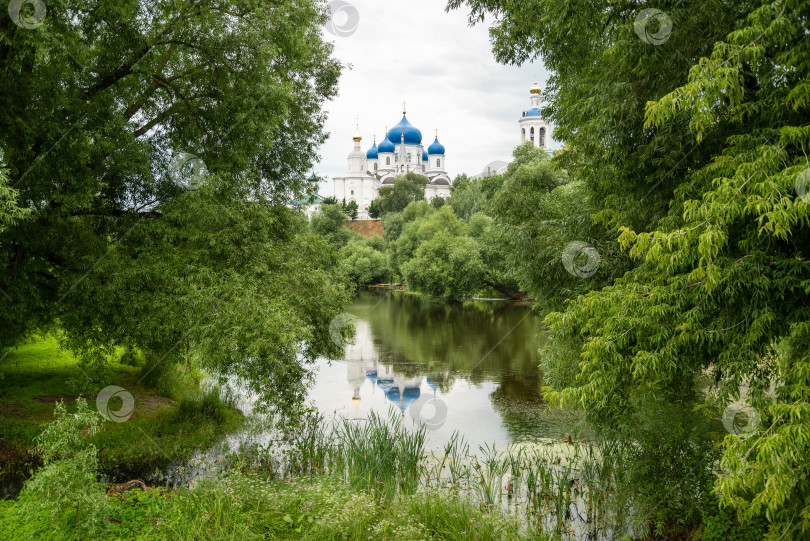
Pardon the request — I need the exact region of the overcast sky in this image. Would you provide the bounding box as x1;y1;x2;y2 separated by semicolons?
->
313;0;557;196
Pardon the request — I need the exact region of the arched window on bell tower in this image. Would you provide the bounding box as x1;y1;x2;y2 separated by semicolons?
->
530;127;535;145
539;127;546;148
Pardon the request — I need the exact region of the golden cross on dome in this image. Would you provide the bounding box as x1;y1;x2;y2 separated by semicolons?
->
355;115;360;129
402;101;406;114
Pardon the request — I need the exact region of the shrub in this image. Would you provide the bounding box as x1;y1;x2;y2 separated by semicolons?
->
175;388;231;424
15;399;111;539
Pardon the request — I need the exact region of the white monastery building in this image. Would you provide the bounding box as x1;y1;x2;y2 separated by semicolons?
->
328;84;552;219
333;104;452;220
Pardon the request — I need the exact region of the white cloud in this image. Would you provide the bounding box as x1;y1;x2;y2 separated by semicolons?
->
313;0;557;195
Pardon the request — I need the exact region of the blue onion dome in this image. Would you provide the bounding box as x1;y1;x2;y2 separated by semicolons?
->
377;132;395;153
366;369;378;385
422;149;428;162
385;386;421;413
366;140;379;159
427;137;445;155
524;107;542;117
390;114;422;145
399;386;421;412
426;377;439;393
385;386;400;403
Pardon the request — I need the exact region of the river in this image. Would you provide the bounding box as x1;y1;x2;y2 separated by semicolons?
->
309;290;581;449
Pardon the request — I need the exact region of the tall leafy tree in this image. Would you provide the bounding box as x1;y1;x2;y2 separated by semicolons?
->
341;237;389;286
448;0;747;232
447;174;486;220
0;0;349;410
344;200;359;221
374;172;428;215
398;206;485;301
489;144;628;308
451;0;810;534
311;204;356;247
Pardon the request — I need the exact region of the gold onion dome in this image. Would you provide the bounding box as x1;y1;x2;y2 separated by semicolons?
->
530;82;542;95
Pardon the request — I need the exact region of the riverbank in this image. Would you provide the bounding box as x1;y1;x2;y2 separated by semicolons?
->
0;336;244;495
0;471;546;540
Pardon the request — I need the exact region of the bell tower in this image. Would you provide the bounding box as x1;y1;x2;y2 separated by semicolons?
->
518;82;551;150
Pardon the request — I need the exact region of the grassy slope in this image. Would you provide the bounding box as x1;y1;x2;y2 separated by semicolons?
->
0;336;243;482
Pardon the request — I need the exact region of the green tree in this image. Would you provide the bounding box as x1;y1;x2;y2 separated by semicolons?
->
18;399;109;537
381;211;404;243
487;144;626;307
341;238;389;286
368;198;382;219
401;233;485;301
479;174;505;201
375;173;428;215
388;201;442;275
390;205;484;300
61;197;352;411
466;212;522;299
451;0;810;535
447;175;486;220
311;204;356;248
0;0;348;411
345;200;359;221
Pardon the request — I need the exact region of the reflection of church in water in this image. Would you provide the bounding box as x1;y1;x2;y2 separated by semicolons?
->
344;320;440;414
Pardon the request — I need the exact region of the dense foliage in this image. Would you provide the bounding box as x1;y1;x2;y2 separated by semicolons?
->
0;0;350;411
450;0;810;535
341;236;390;286
487;144;630;307
373;172;428;215
331;154;566;301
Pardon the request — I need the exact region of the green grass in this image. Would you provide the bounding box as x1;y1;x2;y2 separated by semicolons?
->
0;472;549;540
0;336;244;483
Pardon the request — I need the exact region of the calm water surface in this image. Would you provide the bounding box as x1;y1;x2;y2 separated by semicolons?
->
108;291;586;490
309;290;581;449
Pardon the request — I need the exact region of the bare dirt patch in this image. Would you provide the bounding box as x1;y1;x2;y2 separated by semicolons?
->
135;394;176;416
0;401;33;419
343;220;384;238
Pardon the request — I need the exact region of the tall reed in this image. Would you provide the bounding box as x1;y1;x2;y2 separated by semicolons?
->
280;410;634;538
